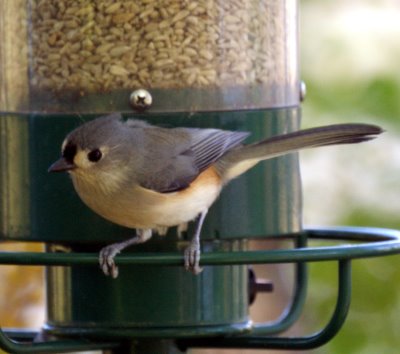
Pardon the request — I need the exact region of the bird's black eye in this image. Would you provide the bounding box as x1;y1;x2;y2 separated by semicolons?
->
62;143;77;164
88;149;102;162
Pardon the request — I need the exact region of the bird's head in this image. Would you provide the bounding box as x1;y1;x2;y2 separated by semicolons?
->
48;113;134;192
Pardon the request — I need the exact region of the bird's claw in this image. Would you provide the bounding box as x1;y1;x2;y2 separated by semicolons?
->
184;242;203;275
99;245;120;278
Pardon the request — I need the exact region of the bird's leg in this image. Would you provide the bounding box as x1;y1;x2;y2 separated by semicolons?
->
99;229;152;278
184;210;207;274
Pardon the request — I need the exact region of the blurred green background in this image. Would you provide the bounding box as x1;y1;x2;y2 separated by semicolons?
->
300;0;400;353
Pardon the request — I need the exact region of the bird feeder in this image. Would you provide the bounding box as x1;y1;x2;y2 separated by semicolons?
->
0;0;399;353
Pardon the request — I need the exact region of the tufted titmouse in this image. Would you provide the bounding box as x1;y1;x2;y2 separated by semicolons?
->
48;113;382;278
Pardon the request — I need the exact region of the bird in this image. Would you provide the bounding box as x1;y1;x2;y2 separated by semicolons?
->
48;113;382;278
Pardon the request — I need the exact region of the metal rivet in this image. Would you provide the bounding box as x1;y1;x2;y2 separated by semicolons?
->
130;89;152;110
300;81;307;102
248;267;274;305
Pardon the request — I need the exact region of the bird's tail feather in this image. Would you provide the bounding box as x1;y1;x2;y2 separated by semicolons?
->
216;123;383;182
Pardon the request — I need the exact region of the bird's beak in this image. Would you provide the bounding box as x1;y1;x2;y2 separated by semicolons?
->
48;158;76;173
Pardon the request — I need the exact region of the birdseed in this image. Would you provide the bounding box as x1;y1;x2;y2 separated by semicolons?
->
28;0;288;95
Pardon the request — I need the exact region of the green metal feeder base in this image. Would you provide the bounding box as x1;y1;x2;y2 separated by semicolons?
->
0;226;399;353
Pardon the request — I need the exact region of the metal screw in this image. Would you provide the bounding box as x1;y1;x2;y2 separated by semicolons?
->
130;89;152;111
300;81;307;102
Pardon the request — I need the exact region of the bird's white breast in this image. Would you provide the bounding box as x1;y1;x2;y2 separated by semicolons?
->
71;166;222;230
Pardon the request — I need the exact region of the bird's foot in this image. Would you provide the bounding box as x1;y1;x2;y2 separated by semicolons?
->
184;241;203;275
99;244;120;279
98;229;153;279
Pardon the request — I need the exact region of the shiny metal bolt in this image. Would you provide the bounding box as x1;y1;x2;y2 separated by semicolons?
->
300;81;307;102
130;89;152;110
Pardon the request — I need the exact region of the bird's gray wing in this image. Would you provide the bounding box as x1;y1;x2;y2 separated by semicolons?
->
136;125;250;193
